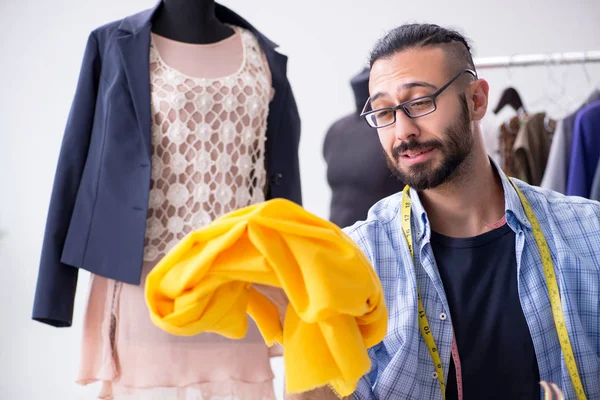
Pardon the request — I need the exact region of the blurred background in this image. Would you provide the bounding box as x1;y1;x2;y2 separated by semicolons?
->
1;0;600;398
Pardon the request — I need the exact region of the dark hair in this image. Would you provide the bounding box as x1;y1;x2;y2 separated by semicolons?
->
369;24;476;73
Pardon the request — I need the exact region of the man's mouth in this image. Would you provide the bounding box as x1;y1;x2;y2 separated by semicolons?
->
401;147;434;158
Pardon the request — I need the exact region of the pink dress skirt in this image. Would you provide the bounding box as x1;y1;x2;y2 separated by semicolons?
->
76;261;283;399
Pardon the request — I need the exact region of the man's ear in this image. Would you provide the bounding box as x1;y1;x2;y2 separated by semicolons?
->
469;78;489;121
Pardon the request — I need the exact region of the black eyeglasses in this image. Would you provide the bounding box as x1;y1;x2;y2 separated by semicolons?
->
360;68;477;128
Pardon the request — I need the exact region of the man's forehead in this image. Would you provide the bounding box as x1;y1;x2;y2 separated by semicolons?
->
368;47;448;93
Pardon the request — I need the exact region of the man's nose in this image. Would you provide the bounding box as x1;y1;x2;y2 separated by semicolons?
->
394;109;420;142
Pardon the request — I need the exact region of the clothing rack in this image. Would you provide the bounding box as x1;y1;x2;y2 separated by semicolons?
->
474;50;600;69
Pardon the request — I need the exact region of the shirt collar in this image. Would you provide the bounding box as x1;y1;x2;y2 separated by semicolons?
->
407;157;531;241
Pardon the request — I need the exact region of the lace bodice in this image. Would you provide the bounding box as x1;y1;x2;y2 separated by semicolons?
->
143;26;273;262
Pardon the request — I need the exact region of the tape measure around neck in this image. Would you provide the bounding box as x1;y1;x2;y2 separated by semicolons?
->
509;180;586;399
401;185;446;399
401;181;587;400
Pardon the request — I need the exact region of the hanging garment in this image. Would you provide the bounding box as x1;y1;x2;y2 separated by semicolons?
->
481;112;501;164
499;115;521;177
590;159;600;201
145;198;388;398
77;25;283;400
512;113;556;186
31;2;302;328
323;68;404;228
541;89;600;193
566;101;600;197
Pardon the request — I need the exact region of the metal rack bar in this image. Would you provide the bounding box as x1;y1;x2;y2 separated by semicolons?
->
474;50;600;69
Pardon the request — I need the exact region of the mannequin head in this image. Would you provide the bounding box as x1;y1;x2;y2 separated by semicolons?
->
364;24;489;191
351;67;370;113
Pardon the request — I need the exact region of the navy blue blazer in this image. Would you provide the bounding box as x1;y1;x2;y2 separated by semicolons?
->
32;3;302;327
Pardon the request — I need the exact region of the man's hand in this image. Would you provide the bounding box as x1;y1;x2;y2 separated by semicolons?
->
251;285;355;400
251;283;288;326
252;284;564;400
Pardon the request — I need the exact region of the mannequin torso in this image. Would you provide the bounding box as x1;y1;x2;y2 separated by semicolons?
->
324;68;405;227
151;0;234;44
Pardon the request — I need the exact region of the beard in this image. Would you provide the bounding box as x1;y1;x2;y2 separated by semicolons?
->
385;95;473;191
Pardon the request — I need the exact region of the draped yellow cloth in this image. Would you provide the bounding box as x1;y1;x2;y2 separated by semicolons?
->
144;198;388;396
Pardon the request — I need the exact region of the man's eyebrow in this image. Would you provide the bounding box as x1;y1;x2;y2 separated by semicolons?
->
369;92;388;104
369;81;439;106
401;81;438;91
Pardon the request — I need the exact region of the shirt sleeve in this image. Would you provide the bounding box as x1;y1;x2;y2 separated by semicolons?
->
343;222;384;400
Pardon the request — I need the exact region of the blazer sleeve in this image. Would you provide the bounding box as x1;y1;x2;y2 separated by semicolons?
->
32;32;102;327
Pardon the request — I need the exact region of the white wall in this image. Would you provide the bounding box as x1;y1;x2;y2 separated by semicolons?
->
1;0;599;399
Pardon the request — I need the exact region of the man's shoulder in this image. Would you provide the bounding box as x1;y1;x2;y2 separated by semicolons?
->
343;193;402;235
516;180;600;212
342;192;404;262
514;180;600;236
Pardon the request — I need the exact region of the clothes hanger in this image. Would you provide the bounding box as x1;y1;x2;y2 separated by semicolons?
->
543;58;564;132
494;57;527;115
493;87;527;115
562;53;599;119
581;53;593;87
496;58;526;136
579;52;600;96
554;56;579;117
526;58;558;115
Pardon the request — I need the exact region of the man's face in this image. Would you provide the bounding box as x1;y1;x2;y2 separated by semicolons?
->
368;47;474;191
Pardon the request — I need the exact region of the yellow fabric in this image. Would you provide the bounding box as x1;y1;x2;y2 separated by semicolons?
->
144;198;388;397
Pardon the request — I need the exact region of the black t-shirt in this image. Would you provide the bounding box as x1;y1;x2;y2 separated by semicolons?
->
430;223;540;400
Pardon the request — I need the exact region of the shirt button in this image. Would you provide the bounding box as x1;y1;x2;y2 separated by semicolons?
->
440;313;447;321
432;372;438;379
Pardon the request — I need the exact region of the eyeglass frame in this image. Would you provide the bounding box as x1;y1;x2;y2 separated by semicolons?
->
360;68;478;128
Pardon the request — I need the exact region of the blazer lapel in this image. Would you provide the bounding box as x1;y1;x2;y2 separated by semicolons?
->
117;26;152;161
265;50;288;145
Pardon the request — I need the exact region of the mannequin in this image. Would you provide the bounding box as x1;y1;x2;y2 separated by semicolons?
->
152;0;233;44
79;9;280;398
323;68;405;228
31;1;301;399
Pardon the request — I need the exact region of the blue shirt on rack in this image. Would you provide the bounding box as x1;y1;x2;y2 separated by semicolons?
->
345;160;600;400
566;101;600;198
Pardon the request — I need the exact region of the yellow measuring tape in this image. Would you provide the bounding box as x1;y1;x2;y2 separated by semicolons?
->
401;181;587;400
401;185;446;398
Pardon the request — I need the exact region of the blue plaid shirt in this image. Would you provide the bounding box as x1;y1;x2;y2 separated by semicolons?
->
344;164;600;400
